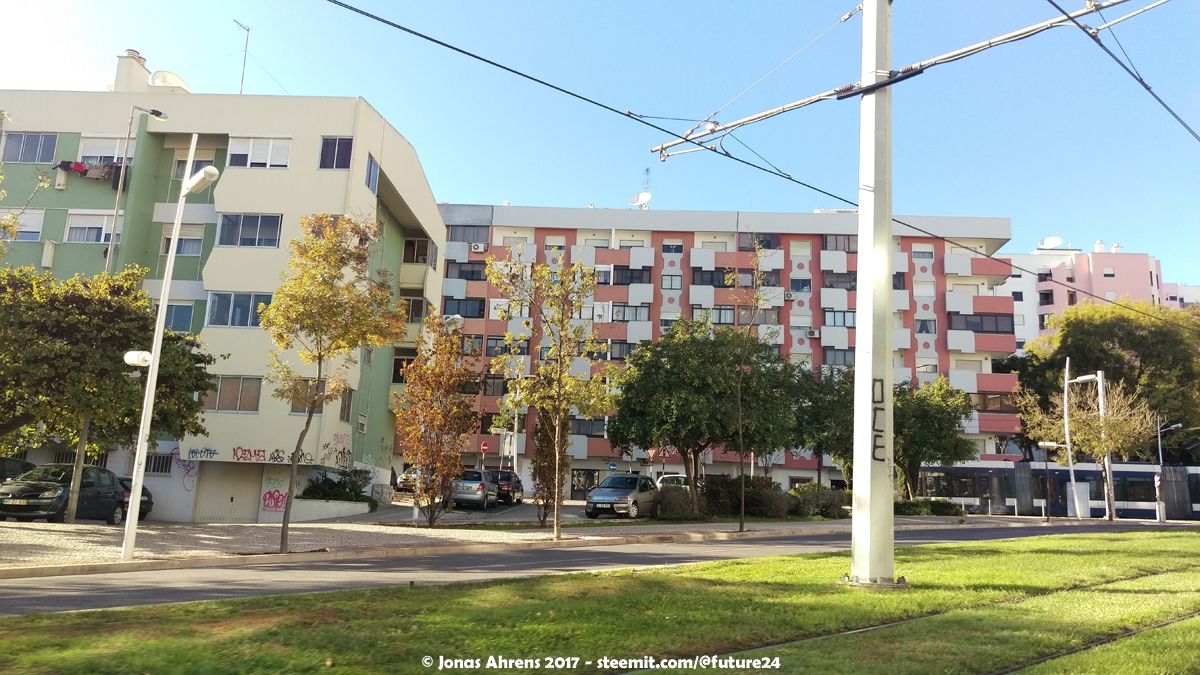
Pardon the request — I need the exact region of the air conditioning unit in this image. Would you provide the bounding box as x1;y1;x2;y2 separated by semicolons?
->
806;329;821;339
470;242;489;253
784;292;796;301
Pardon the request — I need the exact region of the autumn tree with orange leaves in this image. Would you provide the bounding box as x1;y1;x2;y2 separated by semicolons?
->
393;314;481;527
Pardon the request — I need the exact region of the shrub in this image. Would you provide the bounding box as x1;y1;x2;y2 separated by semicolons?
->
657;486;705;521
299;469;375;503
929;500;965;517
755;489;791;519
789;483;850;519
701;475;790;518
893;499;967;517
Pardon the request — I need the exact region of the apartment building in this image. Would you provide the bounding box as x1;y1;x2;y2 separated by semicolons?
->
0;51;445;522
433;204;1021;495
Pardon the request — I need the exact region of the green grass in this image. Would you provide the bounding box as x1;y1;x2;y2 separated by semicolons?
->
1024;613;1200;674
1;531;1198;674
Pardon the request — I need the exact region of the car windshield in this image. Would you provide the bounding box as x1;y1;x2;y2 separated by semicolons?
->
495;472;513;481
461;470;483;482
119;478;132;489
598;476;638;490
17;466;73;484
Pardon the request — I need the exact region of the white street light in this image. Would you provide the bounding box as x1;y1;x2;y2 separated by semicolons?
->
104;105;167;273
1066;369;1109;520
120;134;218;560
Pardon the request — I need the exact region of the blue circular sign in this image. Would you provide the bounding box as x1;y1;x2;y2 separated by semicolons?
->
608;462;618;472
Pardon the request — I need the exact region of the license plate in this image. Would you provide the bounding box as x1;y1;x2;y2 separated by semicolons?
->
597;503;611;509
3;499;28;506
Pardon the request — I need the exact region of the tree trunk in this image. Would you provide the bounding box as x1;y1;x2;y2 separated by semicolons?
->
738;455;746;533
681;449;701;514
65;412;91;523
1103;453;1117;521
281;371;321;554
0;412;37;439
553;415;562;541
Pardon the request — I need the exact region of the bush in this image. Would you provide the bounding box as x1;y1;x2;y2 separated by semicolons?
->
930;500;965;517
789;483;850;519
657;486;705;521
755;489;791;519
299;469;374;503
701;475;791;518
893;499;966;517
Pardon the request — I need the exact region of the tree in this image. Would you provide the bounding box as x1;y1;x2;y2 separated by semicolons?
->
486;250;609;540
393;314;480;527
892;377;976;499
0;266;214;521
792;365;855;486
1003;302;1200;462
0;110;50;256
1017;379;1156;520
259;214;407;553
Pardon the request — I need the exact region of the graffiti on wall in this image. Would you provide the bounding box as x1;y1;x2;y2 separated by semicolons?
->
171;446;198;492
261;474;288;512
188;448;218;460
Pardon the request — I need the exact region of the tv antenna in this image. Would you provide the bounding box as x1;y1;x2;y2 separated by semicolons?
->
628;167;652;210
234;19;251;94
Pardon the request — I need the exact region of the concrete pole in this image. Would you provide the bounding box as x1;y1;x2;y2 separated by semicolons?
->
1064;357;1082;519
1097;370;1114;521
1155;415;1165;522
849;0;898;586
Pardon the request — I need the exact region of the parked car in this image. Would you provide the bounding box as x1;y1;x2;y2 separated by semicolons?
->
453;469;498;509
656;473;696;489
492;470;524;504
585;473;660;519
396;467;422;492
0;464;125;524
0;457;35;483
118;477;154;521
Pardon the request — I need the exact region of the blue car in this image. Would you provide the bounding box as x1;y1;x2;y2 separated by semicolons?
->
0;463;125;524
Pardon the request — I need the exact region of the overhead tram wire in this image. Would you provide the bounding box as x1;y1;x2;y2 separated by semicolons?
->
322;0;1200;340
1045;0;1200;144
1094;6;1144;80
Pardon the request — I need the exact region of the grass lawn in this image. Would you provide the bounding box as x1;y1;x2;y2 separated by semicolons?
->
1023;613;1200;675
2;531;1198;674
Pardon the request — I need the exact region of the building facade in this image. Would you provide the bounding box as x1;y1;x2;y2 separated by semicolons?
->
432;204;1021;495
1;51;446;522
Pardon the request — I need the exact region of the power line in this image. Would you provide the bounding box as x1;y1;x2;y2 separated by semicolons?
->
322;0;1200;340
1044;0;1200;144
1094;6;1143;80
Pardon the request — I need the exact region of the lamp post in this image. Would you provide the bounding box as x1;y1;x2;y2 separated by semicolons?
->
1068;370;1109;520
120;134;218;560
1155;417;1182;522
104;105;167;273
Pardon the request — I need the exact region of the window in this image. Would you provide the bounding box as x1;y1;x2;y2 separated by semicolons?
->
824;348;855;367
915;318;936;334
319;137;353;169
480;413;498;434
912;250;934;259
692;268;732;287
613;266;651;285
660;318;676;329
145;453;173;476
392;348;417;383
1039;291;1054;306
1067;291;1077;305
447;225;489;243
162;236;202;256
400;291;429;324
570;417;606;438
584;238;610;249
208;292;272;327
892;273;906;290
824;310;856;328
482;376;508;397
355;413;367;434
823;272;857;291
662;274;682;290
612;304;650;322
790;278;812;293
443;298;485;318
822;234;858;253
486;336;528;356
735;269;780;287
739;306;779;326
2;132;57;164
1012;291;1024;302
956;359;983;373
0;208;43;241
461;335;483;355
339;388;354;423
948;314;1015;334
609;341;632;360
1102;267;1115;278
915;357;939;374
1016;340;1026;350
364;154;379;193
618;239;645;250
164;304;194;332
738;232;781;251
1066;272;1075;283
65;213;120;243
595;265;612;285
1039;314;1049;330
701;241;728;252
172;158;215;181
1037;272;1053;282
218;214;281;248
447;261;486;280
203;376;262;412
662;244;683;254
289;379;326;415
79;136;134;166
228;137;290;169
971;393;1016;413
693;305;734;324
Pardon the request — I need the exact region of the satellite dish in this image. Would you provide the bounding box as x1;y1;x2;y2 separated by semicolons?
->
1037;236;1063;250
150;70;192;92
629;191;652;209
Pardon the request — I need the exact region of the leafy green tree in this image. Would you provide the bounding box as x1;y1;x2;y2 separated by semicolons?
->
0;110;50;256
259;214;407;553
486;250;609;539
892;377;976;499
0;266;214;522
792;365;855;486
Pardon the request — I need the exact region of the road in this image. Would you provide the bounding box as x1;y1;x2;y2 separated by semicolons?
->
0;523;1152;616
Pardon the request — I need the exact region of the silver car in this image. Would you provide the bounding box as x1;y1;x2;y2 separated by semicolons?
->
585;474;659;519
453;469;498;510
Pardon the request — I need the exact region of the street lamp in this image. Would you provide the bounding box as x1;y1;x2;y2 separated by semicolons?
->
1066;368;1108;520
104;105;167;273
1155;418;1182;522
120;135;218;560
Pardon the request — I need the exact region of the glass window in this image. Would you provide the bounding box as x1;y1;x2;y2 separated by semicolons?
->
612;304;650;322
822;234;858;252
0;208;44;241
1012;291;1024;302
948;314;1014;334
486;336;528;357
365;154;379;193
790;278;812;293
613;266;651;285
692;268;732;287
403;239;432;263
447;225;489;243
482;376;508;396
392;348;417;383
162;237;203;256
218;214;281;248
289;379;326;415
892;273;906;290
228;137;290;169
661;244;683;254
912;250;934;259
208;292;271;327
461;335;483;355
693;305;734;324
915;319;936;334
203;376;262;412
172;159;215;181
1068;291;1077;305
2;132;57;164
447;262;486;280
824;310;856;328
662;275;682;290
443;298;485;318
339;388;354;423
609;341;632;360
319;137;353;170
738;232;780;251
823;272;857;291
1039;291;1054;306
570;417;606;438
823;348;855;367
164;304;194;332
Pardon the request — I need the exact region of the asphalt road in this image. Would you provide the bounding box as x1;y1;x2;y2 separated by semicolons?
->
0;523;1152;616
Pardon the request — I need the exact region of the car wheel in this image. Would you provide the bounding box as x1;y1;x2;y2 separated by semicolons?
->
138;510;150;522
107;503;124;526
585;511;599;519
627;501;640;519
650;501;661;519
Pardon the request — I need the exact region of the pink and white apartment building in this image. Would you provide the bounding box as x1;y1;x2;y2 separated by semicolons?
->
418;204;1021;495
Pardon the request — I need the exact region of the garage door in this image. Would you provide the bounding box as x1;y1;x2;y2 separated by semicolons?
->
193;462;263;523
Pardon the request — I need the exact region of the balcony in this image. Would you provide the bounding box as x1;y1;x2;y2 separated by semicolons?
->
978;411;1021;434
977;372;1018;393
819;250;847;273
595;248;630;266
945;292;1015;316
893;327;911;349
973;256;1013;280
975;333;1017;354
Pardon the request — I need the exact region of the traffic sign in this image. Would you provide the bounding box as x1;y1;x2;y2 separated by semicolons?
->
481;441;490;454
608;462;618;472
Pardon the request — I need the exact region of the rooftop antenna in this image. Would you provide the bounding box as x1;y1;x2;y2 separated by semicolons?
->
234;19;251;94
628;167;652;210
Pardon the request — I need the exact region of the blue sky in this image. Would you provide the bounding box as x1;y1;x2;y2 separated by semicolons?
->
4;1;1197;282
